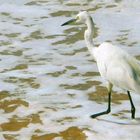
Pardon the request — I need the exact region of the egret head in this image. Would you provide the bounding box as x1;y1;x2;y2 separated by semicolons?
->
61;11;90;26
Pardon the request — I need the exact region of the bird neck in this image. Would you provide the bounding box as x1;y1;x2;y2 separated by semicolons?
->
84;17;94;53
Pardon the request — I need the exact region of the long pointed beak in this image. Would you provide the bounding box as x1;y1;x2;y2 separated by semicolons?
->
61;19;76;26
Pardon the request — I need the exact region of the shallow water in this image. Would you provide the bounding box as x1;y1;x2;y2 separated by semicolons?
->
0;0;140;140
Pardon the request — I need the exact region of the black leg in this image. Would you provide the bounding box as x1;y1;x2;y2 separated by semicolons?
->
127;91;135;119
90;90;111;118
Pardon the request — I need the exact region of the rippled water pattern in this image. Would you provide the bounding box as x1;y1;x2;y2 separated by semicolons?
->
0;0;140;140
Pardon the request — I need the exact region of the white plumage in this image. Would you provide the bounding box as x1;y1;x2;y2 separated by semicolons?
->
62;11;140;119
93;42;140;93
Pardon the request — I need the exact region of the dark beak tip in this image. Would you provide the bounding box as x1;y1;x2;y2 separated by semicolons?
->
61;19;76;27
61;23;65;26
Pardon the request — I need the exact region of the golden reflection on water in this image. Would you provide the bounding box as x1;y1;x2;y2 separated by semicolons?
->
32;127;87;140
88;86;128;104
1;114;41;131
50;10;77;17
0;98;28;113
60;80;101;90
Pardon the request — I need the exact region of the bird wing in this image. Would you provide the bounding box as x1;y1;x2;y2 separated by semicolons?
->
96;42;140;92
107;50;140;92
126;55;140;83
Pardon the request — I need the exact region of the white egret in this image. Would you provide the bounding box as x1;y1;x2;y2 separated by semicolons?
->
61;11;140;119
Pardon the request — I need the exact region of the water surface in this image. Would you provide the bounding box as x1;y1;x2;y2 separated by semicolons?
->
0;0;140;140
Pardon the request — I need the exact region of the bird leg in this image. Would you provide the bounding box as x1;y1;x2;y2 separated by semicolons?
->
90;91;111;118
127;91;135;119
